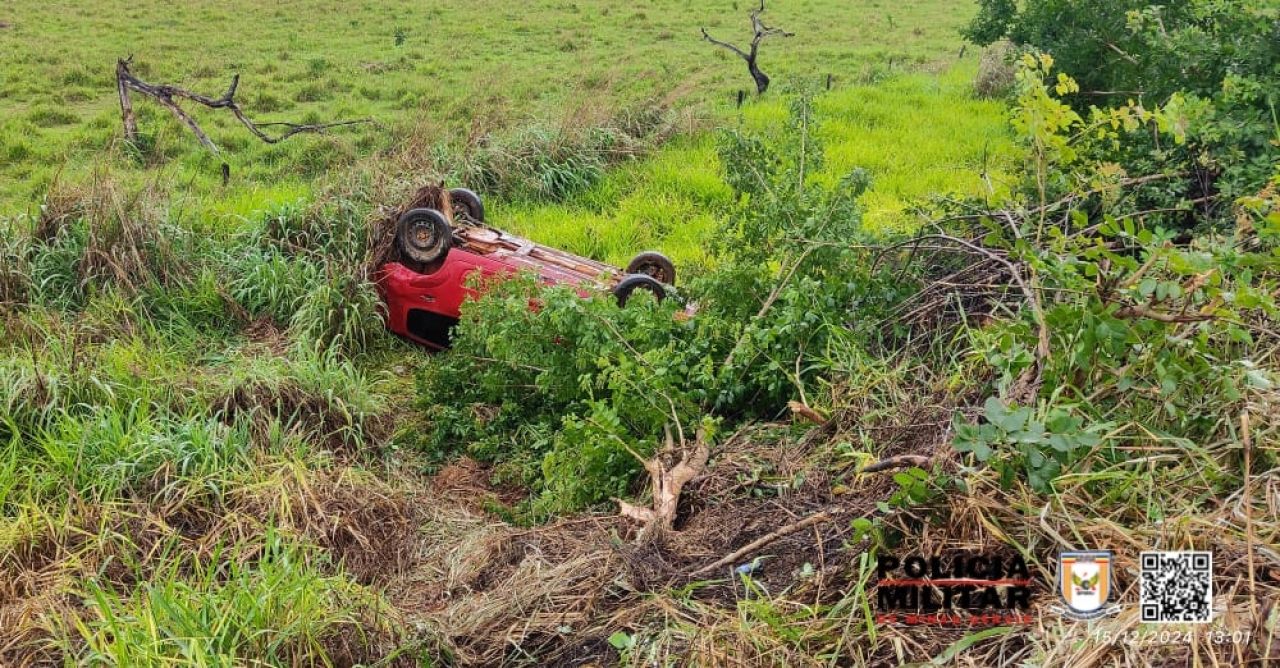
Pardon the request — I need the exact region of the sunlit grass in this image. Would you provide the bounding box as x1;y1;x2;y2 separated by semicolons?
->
0;0;979;214
499;65;1017;267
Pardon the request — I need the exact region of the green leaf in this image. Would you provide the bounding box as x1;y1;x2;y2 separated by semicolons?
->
986;397;1030;433
983;396;1006;423
1138;277;1158;297
608;632;633;651
1047;434;1072;452
1010;422;1046;444
1070;209;1089;228
1245;367;1274;390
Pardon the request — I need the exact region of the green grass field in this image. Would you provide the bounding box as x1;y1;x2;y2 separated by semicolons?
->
499;68;1015;267
0;0;979;216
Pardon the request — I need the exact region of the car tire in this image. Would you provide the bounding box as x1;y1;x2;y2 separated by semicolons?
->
625;251;676;285
613;274;666;307
396;208;453;265
449;188;485;223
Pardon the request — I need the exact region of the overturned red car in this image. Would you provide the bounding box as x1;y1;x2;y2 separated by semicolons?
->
376;187;677;350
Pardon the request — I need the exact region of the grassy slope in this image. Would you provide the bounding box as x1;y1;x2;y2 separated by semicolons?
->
0;0;972;215
0;0;1049;665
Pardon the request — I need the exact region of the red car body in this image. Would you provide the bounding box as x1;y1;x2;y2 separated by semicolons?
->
377;225;623;350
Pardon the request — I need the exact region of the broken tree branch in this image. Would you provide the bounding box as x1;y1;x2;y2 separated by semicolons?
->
860;454;932;473
788;400;828;425
616;425;711;541
1113;303;1216;323
690;507;838;577
115;57;371;182
701;0;793;94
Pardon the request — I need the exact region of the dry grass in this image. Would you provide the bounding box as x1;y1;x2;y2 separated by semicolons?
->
45;174;182;299
235;464;420;585
974;41;1017;99
344;352;1280;666
375;415;919;665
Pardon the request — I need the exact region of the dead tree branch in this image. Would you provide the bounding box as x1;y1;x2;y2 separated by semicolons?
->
115;57;371;183
1113;303;1216;323
860;454;932;473
788;400;828;425
690;508;838;577
701;0;793;94
616;425;710;541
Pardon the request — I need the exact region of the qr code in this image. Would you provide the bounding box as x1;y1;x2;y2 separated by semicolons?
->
1140;551;1213;623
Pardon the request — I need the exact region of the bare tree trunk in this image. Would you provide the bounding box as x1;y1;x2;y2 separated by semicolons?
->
116;60;137;144
747;57;770;94
616;426;710;541
701;0;792;96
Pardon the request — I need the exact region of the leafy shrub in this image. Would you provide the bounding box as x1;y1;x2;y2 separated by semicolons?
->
946;59;1280;493
417;90;906;515
966;0;1278;103
416;277;699;515
954;398;1102;491
963;0;1280;226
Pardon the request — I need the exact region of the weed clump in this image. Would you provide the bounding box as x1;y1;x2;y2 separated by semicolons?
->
453;102;679;202
973;41;1015;98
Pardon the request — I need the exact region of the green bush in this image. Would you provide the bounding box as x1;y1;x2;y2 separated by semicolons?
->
416;90;909;515
964;0;1280;227
947;59;1280;493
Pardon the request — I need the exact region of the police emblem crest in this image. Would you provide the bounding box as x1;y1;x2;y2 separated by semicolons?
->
1058;551;1117;619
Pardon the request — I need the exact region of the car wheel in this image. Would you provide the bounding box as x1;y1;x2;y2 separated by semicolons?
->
396;208;453;265
449;188;485;223
613;274;666;307
625;251;676;285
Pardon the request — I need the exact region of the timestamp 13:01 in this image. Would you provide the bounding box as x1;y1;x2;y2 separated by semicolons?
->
1084;629;1252;646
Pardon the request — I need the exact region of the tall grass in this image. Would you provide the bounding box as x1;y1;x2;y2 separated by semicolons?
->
498;66;1016;268
59;530;410;666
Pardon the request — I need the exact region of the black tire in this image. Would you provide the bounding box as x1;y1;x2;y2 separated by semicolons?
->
613;274;666;307
625;251;676;285
449;188;485;223
396;208;453;265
